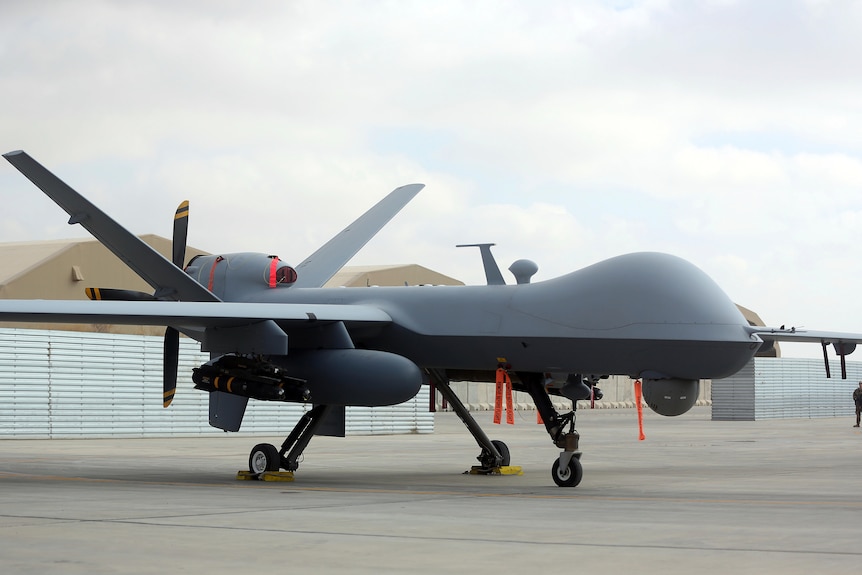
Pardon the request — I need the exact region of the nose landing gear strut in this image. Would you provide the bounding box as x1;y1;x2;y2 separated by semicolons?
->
547;410;583;487
521;372;583;487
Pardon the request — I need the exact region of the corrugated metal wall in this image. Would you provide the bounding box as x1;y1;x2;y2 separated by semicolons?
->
0;328;433;438
713;357;861;420
712;361;756;421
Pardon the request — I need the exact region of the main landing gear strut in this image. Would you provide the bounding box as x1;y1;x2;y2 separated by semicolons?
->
429;370;511;472
247;404;332;476
430;369;583;487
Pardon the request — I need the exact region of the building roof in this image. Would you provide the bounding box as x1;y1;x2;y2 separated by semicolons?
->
324;264;463;288
0;234;208;299
0;238;81;284
738;303;780;357
0;235;208;335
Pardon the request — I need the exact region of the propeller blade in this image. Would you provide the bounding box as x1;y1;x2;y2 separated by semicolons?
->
163;201;188;408
163;326;179;408
85;287;157;301
172;201;189;268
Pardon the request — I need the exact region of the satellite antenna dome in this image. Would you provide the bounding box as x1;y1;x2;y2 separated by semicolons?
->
508;259;539;284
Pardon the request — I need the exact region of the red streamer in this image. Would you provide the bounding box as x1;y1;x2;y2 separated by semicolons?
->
494;368;514;425
634;379;646;441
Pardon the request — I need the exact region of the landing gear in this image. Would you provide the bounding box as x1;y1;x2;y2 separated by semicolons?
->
246;404;332;476
521;372;584;488
478;439;511;468
551;453;583;487
429;369;511;472
430;369;588;486
249;443;280;474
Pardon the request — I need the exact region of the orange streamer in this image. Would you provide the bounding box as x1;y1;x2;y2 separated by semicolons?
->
494;368;504;424
494;368;515;425
505;373;514;425
634;379;645;441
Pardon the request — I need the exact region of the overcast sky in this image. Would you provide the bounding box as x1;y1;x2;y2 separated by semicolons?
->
2;0;861;358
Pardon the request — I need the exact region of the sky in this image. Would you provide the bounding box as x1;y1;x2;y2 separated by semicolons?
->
1;0;861;359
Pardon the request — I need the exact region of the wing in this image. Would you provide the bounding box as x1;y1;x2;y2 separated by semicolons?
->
292;183;425;288
2;150;219;302
0;299;391;326
5;150;422;293
750;327;862;346
749;326;862;378
0;299;391;355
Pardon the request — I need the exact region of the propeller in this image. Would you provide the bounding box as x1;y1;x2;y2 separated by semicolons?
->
163;201;189;408
85;287;156;301
82;201;190;408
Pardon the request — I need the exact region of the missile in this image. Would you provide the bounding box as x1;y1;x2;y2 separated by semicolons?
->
192;363;310;402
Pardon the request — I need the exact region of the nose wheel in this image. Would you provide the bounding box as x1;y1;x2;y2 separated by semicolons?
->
551;452;583;487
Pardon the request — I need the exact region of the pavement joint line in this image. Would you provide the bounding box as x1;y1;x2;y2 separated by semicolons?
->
3;469;862;508
4;515;860;558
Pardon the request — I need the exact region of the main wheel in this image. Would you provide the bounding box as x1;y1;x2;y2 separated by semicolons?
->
551;456;583;487
249;443;281;474
491;440;511;467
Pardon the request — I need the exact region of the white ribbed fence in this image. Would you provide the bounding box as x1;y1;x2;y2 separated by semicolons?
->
0;328;433;438
713;357;861;420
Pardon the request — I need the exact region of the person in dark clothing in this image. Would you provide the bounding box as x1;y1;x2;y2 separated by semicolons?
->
853;382;862;427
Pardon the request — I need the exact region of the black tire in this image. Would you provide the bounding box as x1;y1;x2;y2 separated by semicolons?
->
491;440;511;467
551;456;583;487
249;443;280;474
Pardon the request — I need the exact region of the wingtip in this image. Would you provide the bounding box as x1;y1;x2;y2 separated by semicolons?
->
395;183;425;193
3;150;25;159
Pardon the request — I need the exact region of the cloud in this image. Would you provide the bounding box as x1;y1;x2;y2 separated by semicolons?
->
2;1;862;359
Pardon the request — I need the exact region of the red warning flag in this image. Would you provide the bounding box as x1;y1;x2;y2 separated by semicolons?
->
494;368;515;425
504;372;514;425
494;368;504;424
634;379;646;441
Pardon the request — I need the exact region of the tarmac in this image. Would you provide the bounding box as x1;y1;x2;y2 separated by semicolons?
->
1;406;861;574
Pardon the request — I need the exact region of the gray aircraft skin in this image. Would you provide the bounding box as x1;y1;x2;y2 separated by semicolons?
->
252;252;757;379
3;150;862;487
